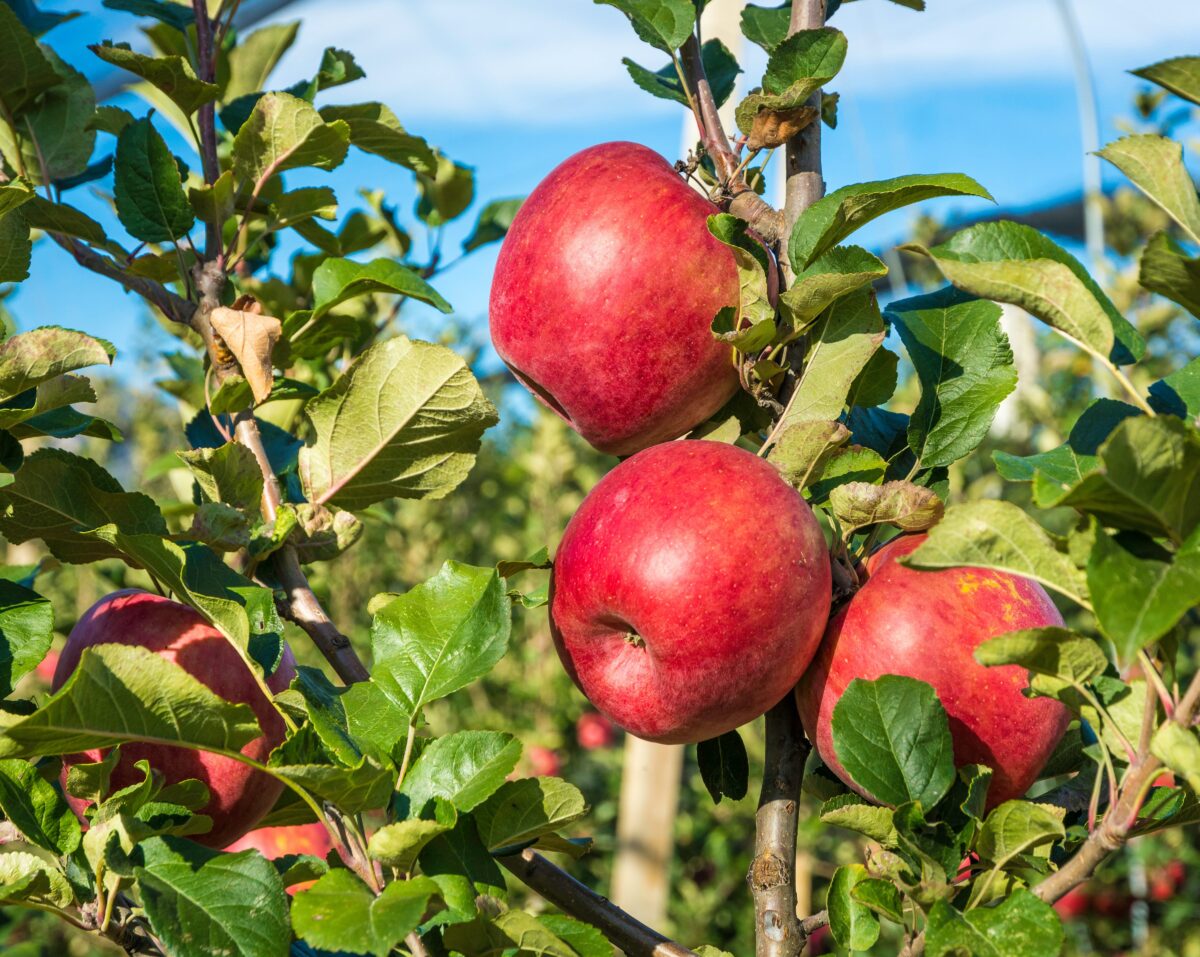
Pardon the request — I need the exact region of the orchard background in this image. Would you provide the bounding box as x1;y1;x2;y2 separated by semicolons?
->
0;1;1197;957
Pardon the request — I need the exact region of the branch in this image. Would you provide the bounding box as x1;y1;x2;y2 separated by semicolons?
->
780;0;828;280
191;0;222;258
48;233;196;327
1033;666;1200;903
677;35;784;243
750;698;810;957
498;850;699;957
231;407;372;685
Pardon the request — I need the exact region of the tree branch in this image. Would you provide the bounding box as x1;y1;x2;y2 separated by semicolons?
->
750;698;810;957
1033;667;1200;903
48;233;196;327
780;0;828;280
677;35;784;243
191;0;222;259
498;849;699;957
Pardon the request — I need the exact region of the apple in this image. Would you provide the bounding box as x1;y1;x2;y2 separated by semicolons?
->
796;534;1069;808
576;712;616;750
526;745;563;778
489;141;741;456
225;823;333;892
550;440;831;744
54;590;296;848
1053;886;1091;920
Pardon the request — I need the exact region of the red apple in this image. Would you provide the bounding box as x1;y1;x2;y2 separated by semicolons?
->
35;647;59;683
796;535;1069;808
550;441;831;743
576;712;616;750
489;141;741;456
225;823;333;892
1053;886;1091;920
526;745;562;778
54;590;296;847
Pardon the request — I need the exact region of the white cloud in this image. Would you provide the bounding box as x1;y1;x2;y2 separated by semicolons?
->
264;0;1199;125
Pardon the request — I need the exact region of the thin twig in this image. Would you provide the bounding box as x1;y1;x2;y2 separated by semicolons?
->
48;233;196;326
1032;666;1200;903
498;850;700;957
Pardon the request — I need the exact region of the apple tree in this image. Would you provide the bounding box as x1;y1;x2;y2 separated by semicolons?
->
0;1;1196;956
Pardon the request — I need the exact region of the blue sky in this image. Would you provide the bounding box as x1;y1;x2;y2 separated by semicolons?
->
11;0;1200;382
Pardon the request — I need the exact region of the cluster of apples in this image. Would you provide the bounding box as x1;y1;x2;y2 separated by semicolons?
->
48;144;1067;849
491;142;1067;807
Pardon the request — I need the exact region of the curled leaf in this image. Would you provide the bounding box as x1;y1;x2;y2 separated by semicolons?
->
209;304;282;404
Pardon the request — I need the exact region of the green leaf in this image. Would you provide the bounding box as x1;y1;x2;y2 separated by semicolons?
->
887;287;1016;468
0;758;80;854
830;675;956;809
1150;357;1200;419
593;0;696;52
975;627;1109;695
1052;415;1200;542
904;500;1090;608
851;878;904;924
177;442;264;512
267;756;393;814
994;398;1141;508
475;777;587;852
418;814;505;898
114;117;194;243
416;155;475;227
0;580;52;697
292;870;436;957
0;644;259;759
905;220;1144;366
0;180;35;218
102;0;194;30
318;103;436;175
539;915;614;957
807;444;888;504
20;196;106;243
976;800;1065;869
309;257;450;320
926;889;1064;957
399;730;521;814
135;837;289;957
1132;55;1200;106
463;197;523;253
0;849;73;907
735;28;847;140
0;3;60;115
828;480;944;535
778;245;887;329
1087;527;1200;663
368;802;455;872
766;419;849;489
740;2;790;53
6;0;79;36
299;336;496;510
624;39;739;108
706;214;775;351
224;21;299;101
828;864;881;951
1151;722;1200;794
819;793;897;845
779;288;884;427
792;173;992;270
697;729;749;804
89;42;219;115
1099;134;1200;243
291;46;365;99
0;211;31;283
343;568;510;765
283;666;359;766
232;92;350;187
1139;231;1200;317
0;50;96;184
